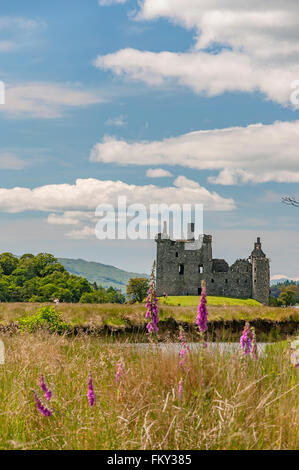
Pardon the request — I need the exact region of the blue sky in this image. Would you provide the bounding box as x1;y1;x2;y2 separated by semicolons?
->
0;0;299;278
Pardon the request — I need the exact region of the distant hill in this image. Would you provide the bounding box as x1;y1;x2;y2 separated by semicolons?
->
270;276;299;286
58;258;149;292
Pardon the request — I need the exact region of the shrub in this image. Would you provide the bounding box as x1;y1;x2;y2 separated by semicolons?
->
18;306;70;334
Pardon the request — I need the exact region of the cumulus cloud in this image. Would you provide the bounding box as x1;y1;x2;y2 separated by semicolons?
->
1;83;105;119
90;121;299;184
94;1;299;106
0;177;235;214
146;168;172;178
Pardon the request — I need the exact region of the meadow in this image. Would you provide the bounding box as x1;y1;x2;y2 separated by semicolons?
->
0;332;298;450
0;301;298;328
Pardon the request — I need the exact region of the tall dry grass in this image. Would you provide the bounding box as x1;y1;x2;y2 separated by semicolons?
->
0;332;298;450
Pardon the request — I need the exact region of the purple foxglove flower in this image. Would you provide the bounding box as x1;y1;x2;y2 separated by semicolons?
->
115;361;124;384
87;373;96;407
196;281;208;332
34;392;51;417
40;375;52;401
178;378;183;402
146;261;159;333
240;322;253;355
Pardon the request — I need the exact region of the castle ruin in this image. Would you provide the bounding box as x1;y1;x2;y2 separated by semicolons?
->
155;223;270;305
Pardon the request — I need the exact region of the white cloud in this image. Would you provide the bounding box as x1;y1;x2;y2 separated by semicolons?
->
0;16;45;53
0;177;235;214
94;1;299;106
105;115;126;127
67;226;96;240
47;211;96;226
0;152;25;170
48;213;80;226
90;121;299;184
1;83;105;119
0;16;42;31
146;168;172;178
271;274;299;282
98;0;127;5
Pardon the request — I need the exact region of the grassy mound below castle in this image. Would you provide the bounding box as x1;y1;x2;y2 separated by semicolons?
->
158;295;261;307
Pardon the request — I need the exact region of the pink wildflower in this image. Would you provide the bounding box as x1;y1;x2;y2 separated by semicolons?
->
40;375;52;401
178;378;183;402
87;373;96;406
34;392;51;417
115;361;124;384
196;281;208;332
146;261;159;333
240;322;253;355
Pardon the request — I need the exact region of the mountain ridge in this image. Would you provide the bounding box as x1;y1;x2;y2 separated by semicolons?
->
58;257;149;292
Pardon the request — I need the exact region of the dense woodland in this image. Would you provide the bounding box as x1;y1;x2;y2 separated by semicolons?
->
0;252;125;304
270;281;299;306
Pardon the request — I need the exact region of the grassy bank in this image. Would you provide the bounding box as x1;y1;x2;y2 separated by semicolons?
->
0;302;298;327
0;302;298;342
0;333;298;450
159;296;261;307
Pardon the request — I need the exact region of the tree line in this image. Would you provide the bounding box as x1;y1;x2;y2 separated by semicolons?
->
0;252;125;304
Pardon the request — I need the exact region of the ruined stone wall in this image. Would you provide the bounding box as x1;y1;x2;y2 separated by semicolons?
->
156;237;253;299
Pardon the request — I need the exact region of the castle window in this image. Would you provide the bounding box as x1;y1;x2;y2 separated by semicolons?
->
175;252;178;257
198;287;202;295
225;279;228;284
211;278;214;283
245;279;247;284
198;265;203;274
254;279;257;283
179;264;184;275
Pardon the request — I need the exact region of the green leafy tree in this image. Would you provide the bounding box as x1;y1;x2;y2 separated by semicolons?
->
279;290;297;306
126;278;149;303
0;253;19;275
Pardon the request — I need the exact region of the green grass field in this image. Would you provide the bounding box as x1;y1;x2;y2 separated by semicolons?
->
159;296;261;307
0;332;298;450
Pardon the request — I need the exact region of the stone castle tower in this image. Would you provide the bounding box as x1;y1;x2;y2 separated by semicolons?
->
250;237;270;305
155;223;270;305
